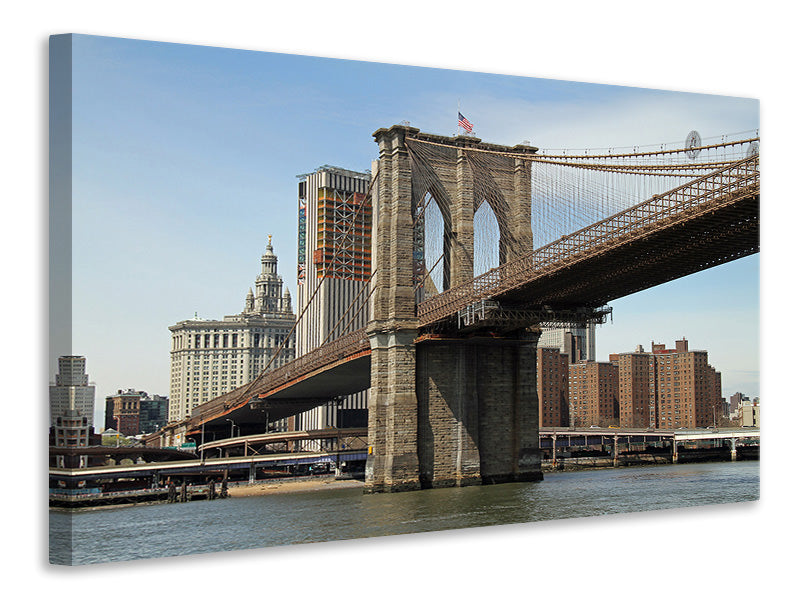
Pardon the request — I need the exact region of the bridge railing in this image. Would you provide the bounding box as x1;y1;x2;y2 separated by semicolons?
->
250;327;370;397
190;328;370;425
417;155;759;326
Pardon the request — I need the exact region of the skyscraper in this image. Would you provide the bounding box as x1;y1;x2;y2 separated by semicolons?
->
50;356;96;466
295;165;372;430
168;238;296;422
49;356;96;427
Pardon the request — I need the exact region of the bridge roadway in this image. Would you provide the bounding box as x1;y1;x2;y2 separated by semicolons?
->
49;449;369;483
540;426;759;466
197;427;368;455
50;428;369;483
185;330;370;438
196;426;759;460
540;426;760;442
50;427;758;486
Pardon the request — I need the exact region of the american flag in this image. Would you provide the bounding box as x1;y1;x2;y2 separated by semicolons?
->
458;112;473;133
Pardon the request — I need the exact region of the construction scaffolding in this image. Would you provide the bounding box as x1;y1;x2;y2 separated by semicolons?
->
314;187;372;281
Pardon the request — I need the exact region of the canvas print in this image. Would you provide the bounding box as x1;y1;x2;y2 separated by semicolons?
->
48;34;760;566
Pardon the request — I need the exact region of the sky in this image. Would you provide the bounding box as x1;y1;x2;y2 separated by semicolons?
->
62;34;760;426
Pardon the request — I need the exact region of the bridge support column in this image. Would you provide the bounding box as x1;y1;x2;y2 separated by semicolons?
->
510;152;534;259
416;330;542;488
451;147;475;287
613;435;619;467
248;463;256;484
672;439;679;463
366;125;422;493
730;437;737;461
366;329;420;492
366;125;543;492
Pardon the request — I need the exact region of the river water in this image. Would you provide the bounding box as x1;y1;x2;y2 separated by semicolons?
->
49;461;758;565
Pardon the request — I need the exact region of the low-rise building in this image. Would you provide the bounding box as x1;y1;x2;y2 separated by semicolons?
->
104;389;143;436
739;399;760;427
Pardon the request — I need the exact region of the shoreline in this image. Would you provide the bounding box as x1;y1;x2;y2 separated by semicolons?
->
50;458;758;509
225;477;364;497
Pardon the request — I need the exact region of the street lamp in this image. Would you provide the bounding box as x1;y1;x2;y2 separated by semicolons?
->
225;418;237;439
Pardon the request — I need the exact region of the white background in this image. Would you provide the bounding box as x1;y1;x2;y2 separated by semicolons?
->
3;1;795;596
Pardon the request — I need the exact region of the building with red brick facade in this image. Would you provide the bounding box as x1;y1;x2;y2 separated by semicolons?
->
104;389;142;436
539;337;723;430
645;339;724;428
610;346;651;428
568;360;619;427
537;346;570;427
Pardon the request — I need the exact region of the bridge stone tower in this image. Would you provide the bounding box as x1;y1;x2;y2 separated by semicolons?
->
366;124;543;492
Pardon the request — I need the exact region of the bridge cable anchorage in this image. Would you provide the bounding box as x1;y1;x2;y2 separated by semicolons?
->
191;167;382;428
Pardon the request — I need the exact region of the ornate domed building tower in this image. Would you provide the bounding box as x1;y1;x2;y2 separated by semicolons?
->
168;235;296;423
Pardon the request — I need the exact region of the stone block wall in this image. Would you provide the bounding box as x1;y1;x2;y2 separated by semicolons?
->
416;332;542;489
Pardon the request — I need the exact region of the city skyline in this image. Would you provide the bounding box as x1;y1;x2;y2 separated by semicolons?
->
63;34;759;426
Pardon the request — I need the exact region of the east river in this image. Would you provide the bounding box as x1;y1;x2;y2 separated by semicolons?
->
49;461;758;566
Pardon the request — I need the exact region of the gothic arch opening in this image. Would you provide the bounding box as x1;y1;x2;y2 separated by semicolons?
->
473;200;500;278
422;192;446;296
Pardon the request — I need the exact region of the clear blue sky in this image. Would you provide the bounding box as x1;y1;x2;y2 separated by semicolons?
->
65;34;759;424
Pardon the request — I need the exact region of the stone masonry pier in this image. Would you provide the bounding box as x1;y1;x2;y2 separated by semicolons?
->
365;124;543;492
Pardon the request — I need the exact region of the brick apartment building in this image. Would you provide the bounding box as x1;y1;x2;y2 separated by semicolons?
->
568;360;620;427
610;346;652;428
541;337;725;429
648;339;724;429
537;346;570;426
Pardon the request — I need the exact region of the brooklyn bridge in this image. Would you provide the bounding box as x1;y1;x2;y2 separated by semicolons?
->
172;124;758;493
